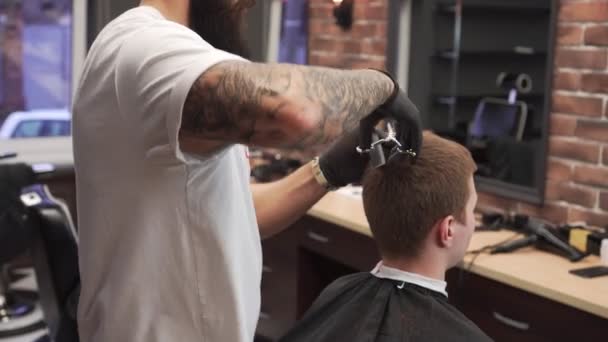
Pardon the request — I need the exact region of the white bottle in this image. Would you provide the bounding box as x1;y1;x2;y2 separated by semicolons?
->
601;239;608;266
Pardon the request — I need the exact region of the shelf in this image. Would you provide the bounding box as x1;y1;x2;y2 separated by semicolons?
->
434;93;544;106
433;48;547;60
435;2;550;15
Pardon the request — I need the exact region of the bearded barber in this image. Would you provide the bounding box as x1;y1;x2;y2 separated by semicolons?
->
72;0;422;341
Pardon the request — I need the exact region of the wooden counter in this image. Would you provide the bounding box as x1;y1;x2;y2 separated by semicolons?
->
307;190;608;320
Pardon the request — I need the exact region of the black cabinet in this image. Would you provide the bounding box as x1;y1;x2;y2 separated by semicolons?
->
257;222;302;340
447;269;607;342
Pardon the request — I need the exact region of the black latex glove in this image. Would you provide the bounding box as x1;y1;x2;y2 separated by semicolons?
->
318;129;366;188
318;129;383;188
359;73;423;161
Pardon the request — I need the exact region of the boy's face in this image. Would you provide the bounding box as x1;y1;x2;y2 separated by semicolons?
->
449;176;478;267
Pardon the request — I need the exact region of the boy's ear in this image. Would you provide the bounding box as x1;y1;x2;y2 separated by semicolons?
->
437;215;455;248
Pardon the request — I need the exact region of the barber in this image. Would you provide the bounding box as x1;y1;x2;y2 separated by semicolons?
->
72;1;422;341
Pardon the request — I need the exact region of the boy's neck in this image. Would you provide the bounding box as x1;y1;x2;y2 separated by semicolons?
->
381;255;447;281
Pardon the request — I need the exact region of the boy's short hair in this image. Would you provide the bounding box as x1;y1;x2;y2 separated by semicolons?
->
362;132;477;259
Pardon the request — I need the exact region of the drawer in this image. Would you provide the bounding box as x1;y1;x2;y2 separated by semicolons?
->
293;216;379;317
447;269;608;342
297;216;379;271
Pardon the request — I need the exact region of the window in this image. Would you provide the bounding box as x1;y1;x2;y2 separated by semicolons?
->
12;119;43;138
0;0;86;140
277;0;308;64
250;0;309;64
42;119;70;136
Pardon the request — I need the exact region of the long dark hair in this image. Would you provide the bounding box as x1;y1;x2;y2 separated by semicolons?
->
188;0;255;57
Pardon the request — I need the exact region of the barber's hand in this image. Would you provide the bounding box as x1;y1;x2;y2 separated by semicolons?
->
360;72;423;160
317;129;369;189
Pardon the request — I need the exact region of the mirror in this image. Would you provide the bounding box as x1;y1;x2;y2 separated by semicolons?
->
402;0;557;204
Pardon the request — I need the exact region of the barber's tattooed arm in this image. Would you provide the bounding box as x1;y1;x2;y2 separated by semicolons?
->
179;61;393;152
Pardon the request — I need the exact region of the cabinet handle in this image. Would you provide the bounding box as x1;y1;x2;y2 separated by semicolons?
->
307;231;330;244
262;265;273;273
492;311;530;331
259;311;271;320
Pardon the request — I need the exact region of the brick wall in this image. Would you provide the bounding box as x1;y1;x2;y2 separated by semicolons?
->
308;0;388;69
307;0;608;227
479;0;608;227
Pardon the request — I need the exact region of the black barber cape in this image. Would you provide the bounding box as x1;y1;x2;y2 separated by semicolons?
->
279;273;493;342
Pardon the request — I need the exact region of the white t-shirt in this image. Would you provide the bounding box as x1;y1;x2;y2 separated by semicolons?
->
72;7;261;342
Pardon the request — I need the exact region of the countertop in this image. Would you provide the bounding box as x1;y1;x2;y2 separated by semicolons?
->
308;190;608;320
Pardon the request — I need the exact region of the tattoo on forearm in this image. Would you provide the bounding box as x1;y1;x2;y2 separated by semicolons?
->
180;61;393;149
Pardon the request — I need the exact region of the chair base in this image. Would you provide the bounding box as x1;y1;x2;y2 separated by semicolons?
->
0;289;45;338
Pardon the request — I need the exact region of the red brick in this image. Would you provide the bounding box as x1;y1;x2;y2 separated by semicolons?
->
557;25;583;46
547;158;573;182
604;146;608;165
560;2;608;22
351;22;386;38
552;94;603;117
575;119;608;143
309;6;332;19
550;114;577;136
545;181;597;208
545;180;560;201
359;40;386;55
548;137;601;163
308;53;341;68
581;73;608;93
554;71;581;90
344;57;385;70
573;165;608;188
600;192;608;211
518;202;569;225
309;37;339;53
354;3;386;21
585;25;608;46
309;19;342;36
343;40;362;54
555;49;607;70
568;208;608;228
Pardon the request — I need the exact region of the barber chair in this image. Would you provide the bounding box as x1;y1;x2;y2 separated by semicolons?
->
0;159;80;341
21;184;80;342
0;163;45;337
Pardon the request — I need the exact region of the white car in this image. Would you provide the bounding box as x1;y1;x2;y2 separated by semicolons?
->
0;109;71;139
